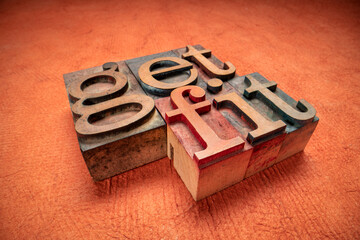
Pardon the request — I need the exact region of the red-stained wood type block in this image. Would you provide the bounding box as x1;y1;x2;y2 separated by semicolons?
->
213;92;287;178
155;85;252;201
63;62;166;181
156;45;286;196
174;45;288;178
178;46;317;174
227;73;319;166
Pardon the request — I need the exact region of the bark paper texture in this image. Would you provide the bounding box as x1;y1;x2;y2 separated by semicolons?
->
0;0;359;239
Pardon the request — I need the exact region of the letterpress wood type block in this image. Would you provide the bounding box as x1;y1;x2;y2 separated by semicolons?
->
64;62;166;181
179;45;236;80
172;44;236;95
156;86;252;201
64;44;318;198
126;45;236;99
125;47;254;200
146;45;266;200
125;51;198;99
213;92;286;178
174;45;288;179
227;73;319;169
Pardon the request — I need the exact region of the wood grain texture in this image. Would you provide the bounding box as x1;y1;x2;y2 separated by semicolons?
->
164;85;244;166
64;61;166;181
227;72;320;163
167;125;252;201
0;0;359;239
156;92;252;200
176;45;312;178
218;106;287;178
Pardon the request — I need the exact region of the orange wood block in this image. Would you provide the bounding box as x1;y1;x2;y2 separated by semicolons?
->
155;86;252;201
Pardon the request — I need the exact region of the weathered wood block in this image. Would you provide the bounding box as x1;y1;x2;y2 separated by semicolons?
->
180;46;317;175
63;44;319;200
227;73;319;167
171;45;236;95
63;61;166;181
151;45;293;199
155;86;252;201
125;45;236;99
173;45;288;178
125;50;198;99
214;98;286;178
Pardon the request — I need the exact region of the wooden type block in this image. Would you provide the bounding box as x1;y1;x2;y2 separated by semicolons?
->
125;51;198;99
227;72;319;165
155;86;252;201
214;92;287;178
173;45;228;80
63;61;166;181
63;44;318;198
174;45;288;178
180;45;236;80
177;46;317;175
172;44;236;94
125;45;236;99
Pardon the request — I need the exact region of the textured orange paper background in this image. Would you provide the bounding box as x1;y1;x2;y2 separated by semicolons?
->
1;0;359;239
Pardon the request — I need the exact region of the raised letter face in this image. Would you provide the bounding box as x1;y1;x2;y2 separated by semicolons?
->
214;92;286;144
64;61;167;181
165;85;244;165
244;75;316;126
182;45;236;80
64;45;319;197
72;94;155;137
68;63;128;104
68;62;155;137
138;57;198;96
